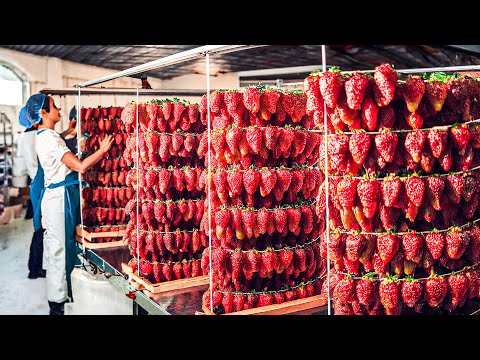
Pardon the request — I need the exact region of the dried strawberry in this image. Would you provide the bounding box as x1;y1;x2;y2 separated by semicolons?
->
241;208;256;239
405;110;423;130
328;133;350;171
374;131;398;163
405;130;427;163
273;208;287;234
379;276;399;310
377;233;400;264
426;80;449;113
304;74;324;120
427;129;448;158
423;232;444;262
403;176;425;208
361;90;379;131
447;273;468;311
403;75;426;113
335;89;359;126
336;177;358;209
158;133;171;162
444;174;464;204
379;203;398;230
211;129;226;158
229;249;244;283
243;87;261;114
238;169;257;197
243;250;260;279
401;232;423;261
380;175;401;208
450;125;471;151
259;168;277;197
319;68;343;108
348;132;371;165
445;227;470;260
357;178;379;219
377;104;396;130
213;170;227;200
401;277;423;308
334;276;356;304
354;280;375;311
230;293;245;312
285;207;301;234
424;273;447;307
214;207;230;236
243;126;261;155
373;63;397;107
218;291;233;314
464;193;479;219
294;247;307;273
261;248;278;274
464;269;480;299
344;72;369;110
292;91;307;122
223;91;241;123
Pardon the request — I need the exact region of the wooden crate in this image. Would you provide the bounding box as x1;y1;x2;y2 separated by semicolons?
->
75;225;125;240
121;263;209;294
74;225;126;249
197;293;327;315
75;234;126;249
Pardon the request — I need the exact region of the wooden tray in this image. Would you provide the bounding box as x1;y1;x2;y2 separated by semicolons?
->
121;263;209;294
75;225;125;241
75;234;127;249
197;293;327;315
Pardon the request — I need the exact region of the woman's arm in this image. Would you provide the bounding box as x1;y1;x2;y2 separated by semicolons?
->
60;119;77;139
61;134;114;174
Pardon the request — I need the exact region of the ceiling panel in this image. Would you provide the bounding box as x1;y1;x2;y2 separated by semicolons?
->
1;45;479;81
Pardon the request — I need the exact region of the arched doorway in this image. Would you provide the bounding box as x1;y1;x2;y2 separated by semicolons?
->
0;63;29;134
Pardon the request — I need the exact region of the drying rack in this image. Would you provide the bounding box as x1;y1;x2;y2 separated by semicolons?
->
72;44;480;315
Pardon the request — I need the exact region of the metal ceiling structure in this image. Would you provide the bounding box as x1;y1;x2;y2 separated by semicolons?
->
1;45;479;81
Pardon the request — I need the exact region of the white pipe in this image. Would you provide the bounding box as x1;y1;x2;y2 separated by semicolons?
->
322;44;331;316
75;45;266;88
206;53;213;314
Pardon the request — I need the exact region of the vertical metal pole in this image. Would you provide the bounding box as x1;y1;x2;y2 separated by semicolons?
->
206;53;213;313
3;113;7;189
136;89;140;276
321;44;331;316
77;87;86;253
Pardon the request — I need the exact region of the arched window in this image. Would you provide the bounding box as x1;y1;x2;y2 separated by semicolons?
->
0;65;23;106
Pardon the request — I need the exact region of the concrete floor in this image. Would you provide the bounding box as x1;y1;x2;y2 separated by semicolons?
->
0;210;49;315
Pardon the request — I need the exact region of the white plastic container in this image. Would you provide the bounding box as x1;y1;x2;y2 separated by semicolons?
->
66;267;133;315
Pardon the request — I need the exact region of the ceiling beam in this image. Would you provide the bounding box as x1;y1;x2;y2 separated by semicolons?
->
39;87;206;96
75;45;267;88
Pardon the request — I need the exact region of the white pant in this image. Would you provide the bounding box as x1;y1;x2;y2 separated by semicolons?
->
41;186;68;303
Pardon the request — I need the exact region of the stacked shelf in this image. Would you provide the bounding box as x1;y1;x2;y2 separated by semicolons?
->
121;99;209;292
199;87;327;314
313;66;480;314
78;105;129;246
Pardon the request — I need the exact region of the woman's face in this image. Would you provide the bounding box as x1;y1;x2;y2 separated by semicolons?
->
45;96;62;124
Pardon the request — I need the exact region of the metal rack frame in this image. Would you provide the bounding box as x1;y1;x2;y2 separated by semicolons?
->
74;44;480;316
0;112;13;205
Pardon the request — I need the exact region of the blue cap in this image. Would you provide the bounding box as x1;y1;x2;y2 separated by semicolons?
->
18;106;32;128
19;93;47;128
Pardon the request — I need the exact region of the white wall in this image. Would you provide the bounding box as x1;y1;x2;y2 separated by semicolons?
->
0;48;240;135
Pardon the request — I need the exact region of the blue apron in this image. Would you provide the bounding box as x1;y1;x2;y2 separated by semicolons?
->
33;129;81;299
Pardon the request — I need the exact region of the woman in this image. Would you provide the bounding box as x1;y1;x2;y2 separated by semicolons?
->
19;106;77;280
21;93;113;315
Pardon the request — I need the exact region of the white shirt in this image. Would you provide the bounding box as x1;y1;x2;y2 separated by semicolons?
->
20;130;39;179
35;128;72;187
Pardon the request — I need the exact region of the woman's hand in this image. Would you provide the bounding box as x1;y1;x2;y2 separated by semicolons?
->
100;134;114;154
